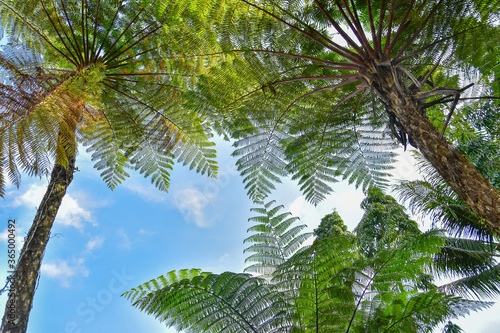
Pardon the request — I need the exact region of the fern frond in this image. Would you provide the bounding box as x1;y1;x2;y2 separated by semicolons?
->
85;119;131;190
233;127;289;202
123;270;291;333
244;200;311;276
335;115;397;192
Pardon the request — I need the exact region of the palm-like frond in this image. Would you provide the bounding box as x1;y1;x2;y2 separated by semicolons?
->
436;237;500;299
394;153;500;300
0;0;219;195
123;270;291;333
243;200;311;276
394;155;492;239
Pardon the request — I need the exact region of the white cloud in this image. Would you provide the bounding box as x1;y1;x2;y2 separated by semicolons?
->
57;194;94;228
0;225;23;243
173;187;213;227
218;253;229;262
331;190;365;213
123;180;168;203
138;229;155;236
85;235;105;252
390;148;423;182
288;188;365;233
41;258;89;287
11;183;46;208
11;184;94;229
117;229;131;249
288;196;323;228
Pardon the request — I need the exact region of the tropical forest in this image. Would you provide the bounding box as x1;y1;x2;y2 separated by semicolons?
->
0;0;500;332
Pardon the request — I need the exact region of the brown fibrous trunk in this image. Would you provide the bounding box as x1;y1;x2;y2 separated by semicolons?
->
368;65;500;235
0;151;75;333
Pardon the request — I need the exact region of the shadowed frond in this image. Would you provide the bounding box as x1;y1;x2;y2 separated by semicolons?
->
394;154;493;239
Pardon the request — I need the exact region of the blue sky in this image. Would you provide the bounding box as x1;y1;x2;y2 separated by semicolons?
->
1;138;499;333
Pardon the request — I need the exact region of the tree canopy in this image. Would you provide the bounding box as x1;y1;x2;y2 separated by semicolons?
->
162;0;500;232
124;198;496;332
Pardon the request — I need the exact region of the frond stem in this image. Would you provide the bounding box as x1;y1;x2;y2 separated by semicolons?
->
0;0;77;67
100;4;142;62
313;0;366;57
240;0;363;64
394;0;444;60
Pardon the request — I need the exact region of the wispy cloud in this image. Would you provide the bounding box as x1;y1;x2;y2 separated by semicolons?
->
0;226;24;249
288;188;365;232
11;184;94;229
117;228;131;249
173;187;212;227
41;258;89;288
123;179;168;203
138;229;155;236
218;253;229;262
85;235;105;252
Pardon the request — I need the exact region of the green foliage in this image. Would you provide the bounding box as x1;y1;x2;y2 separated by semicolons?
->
313;209;349;239
0;0;219;195
170;0;500;210
244;201;312;276
355;187;420;257
123;269;290;332
124;201;490;332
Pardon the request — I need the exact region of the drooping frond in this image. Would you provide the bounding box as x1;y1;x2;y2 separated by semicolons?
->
244;200;311;276
0;0;219;195
123;269;292;333
436;237;500;299
0;45;84;190
334;114;397;191
233;127;289;202
85;118;131;190
439;263;500;299
394;154;493;239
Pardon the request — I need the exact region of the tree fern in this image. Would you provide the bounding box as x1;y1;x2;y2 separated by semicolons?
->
175;0;500;229
0;1;220;330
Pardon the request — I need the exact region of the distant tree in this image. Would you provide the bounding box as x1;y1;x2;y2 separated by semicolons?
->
313;209;349;239
355;187;420;256
442;321;464;333
124;201;488;332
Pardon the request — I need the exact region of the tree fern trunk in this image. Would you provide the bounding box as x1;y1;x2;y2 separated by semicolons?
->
372;66;500;234
0;137;76;333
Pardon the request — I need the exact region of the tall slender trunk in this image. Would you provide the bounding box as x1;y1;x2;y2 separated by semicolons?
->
1;136;76;333
371;66;500;234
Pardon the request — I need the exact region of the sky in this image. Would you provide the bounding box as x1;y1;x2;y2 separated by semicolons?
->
1;137;500;333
